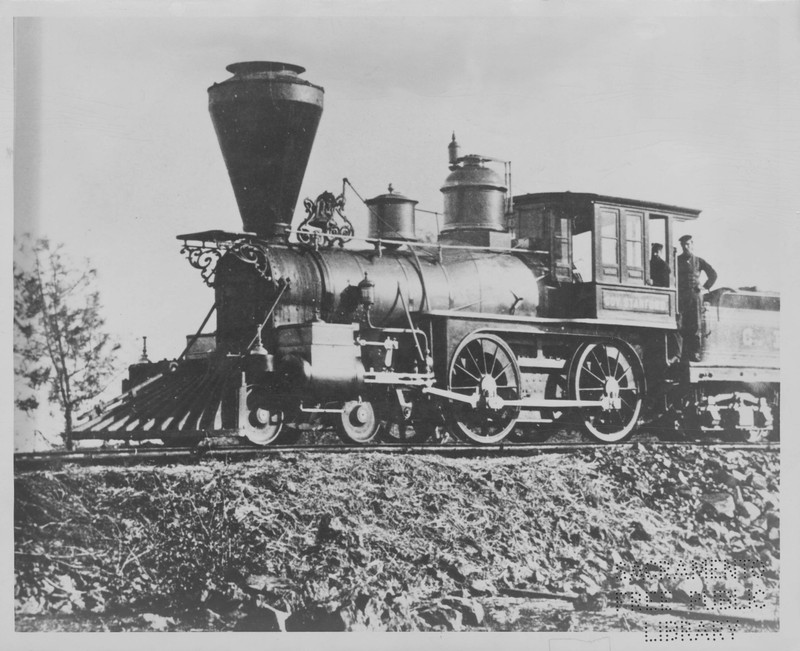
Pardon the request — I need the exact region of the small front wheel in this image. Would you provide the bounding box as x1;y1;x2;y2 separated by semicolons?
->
336;401;380;444
243;407;284;446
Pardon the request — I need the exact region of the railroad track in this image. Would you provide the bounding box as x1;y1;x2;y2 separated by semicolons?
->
14;439;780;472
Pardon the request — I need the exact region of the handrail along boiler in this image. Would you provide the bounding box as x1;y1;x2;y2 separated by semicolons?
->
74;62;780;446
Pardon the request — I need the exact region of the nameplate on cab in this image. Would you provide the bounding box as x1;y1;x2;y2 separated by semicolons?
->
601;288;671;314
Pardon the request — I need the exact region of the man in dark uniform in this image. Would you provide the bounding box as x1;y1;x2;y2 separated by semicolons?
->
677;234;717;362
650;243;670;287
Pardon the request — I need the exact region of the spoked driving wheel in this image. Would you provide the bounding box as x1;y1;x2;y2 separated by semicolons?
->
568;341;643;443
446;333;521;444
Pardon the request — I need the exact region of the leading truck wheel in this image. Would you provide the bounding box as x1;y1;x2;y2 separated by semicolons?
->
445;333;521;444
336;401;380;444
568;342;643;443
242;386;284;446
243;406;284;445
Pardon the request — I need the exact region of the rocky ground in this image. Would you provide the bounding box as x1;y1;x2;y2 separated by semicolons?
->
14;443;779;634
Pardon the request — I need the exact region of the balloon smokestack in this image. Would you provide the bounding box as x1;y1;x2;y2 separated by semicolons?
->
208;62;324;238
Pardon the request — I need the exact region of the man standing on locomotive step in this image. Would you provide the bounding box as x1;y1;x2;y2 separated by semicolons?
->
677;234;717;362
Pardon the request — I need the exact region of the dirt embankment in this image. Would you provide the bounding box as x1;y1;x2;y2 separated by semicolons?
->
15;444;779;632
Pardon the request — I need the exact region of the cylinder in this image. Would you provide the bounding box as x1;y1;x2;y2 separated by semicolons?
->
208;62;324;238
365;186;418;241
440;155;507;233
277;352;365;399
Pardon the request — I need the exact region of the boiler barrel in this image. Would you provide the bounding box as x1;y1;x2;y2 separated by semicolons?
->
263;246;540;328
214;244;541;354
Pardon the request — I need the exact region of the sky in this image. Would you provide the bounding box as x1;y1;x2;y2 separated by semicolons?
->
8;1;800;443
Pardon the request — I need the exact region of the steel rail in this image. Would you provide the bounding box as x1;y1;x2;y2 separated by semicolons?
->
14;440;780;472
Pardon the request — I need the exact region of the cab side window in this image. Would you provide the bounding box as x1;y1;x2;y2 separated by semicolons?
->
648;214;672;287
572;227;593;282
553;216;572;283
599;208;620;281
624;211;644;282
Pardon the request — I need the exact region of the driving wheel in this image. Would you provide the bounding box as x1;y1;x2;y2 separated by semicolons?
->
568;342;643;443
446;333;521;444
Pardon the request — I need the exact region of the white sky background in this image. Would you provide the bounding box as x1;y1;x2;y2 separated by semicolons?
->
9;2;800;444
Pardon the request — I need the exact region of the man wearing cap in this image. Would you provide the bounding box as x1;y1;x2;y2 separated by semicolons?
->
677;235;717;362
650;243;670;287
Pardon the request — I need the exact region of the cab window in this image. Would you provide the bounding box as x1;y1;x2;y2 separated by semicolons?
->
598;208;620;281
553;216;571;282
624;211;644;282
648;214;672;287
572;228;593;282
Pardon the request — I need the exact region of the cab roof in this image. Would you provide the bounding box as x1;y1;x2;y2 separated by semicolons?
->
514;192;701;220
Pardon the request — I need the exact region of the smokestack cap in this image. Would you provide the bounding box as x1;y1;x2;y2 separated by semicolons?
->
225;61;306;76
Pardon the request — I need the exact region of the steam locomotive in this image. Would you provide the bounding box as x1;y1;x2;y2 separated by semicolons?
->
74;62;780;446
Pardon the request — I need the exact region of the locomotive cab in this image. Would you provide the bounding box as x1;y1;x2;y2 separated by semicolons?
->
512;192;699;327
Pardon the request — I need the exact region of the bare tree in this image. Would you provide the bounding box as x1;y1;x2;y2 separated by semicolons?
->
14;236;120;449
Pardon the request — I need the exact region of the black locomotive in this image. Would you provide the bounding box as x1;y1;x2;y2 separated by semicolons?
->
74;62;780;446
